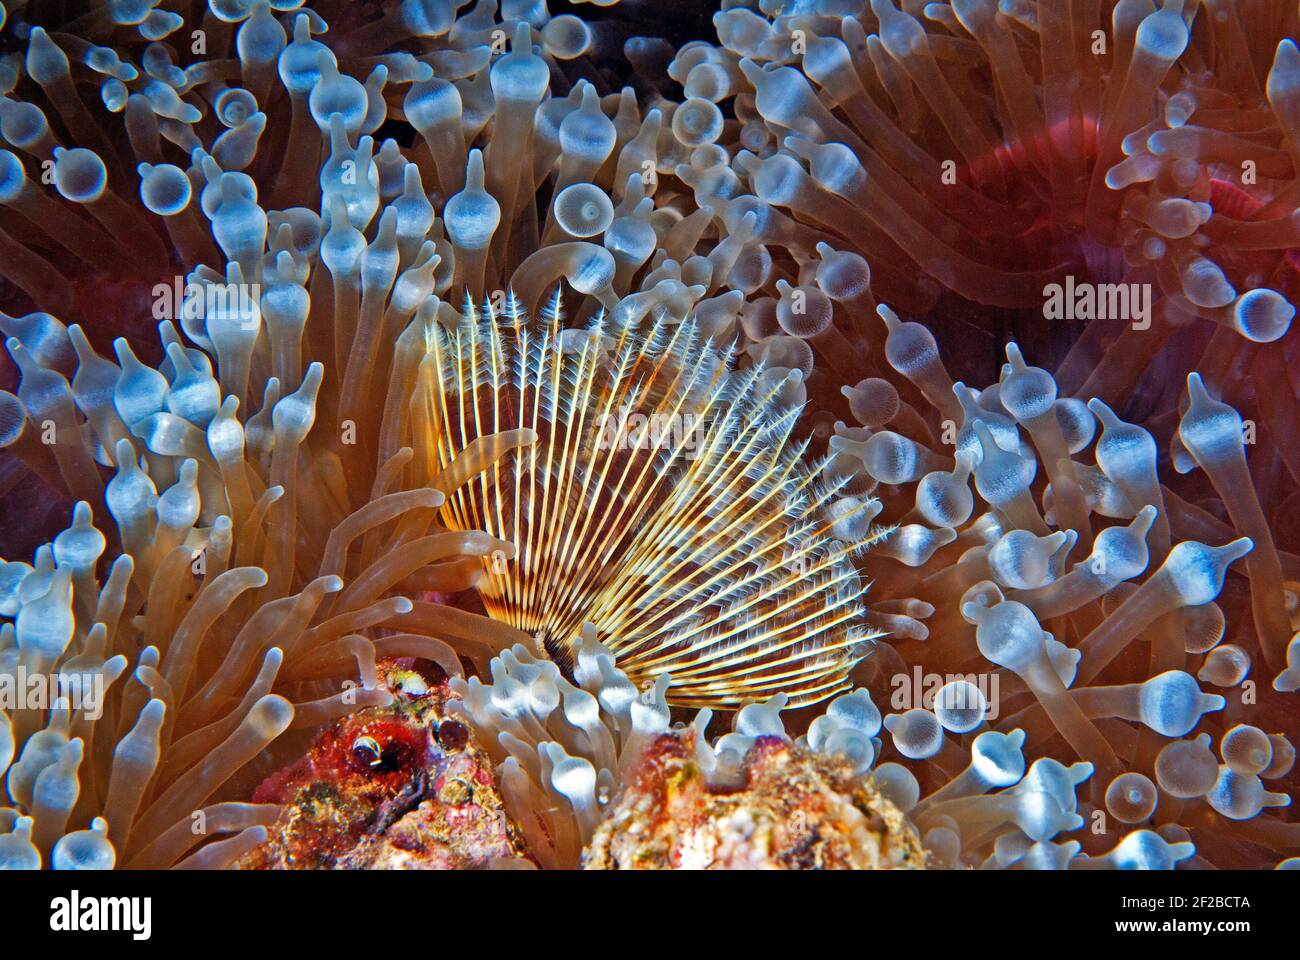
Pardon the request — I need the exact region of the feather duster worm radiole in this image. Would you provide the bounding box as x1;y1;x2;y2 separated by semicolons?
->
419;291;886;708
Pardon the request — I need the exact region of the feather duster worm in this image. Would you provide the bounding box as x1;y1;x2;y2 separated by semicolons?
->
419;293;884;708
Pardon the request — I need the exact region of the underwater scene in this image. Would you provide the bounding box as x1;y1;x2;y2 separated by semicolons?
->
0;0;1297;924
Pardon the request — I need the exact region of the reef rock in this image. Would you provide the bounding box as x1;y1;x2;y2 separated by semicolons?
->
584;733;925;870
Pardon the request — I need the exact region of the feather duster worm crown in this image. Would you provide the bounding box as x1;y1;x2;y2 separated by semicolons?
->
418;291;887;709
